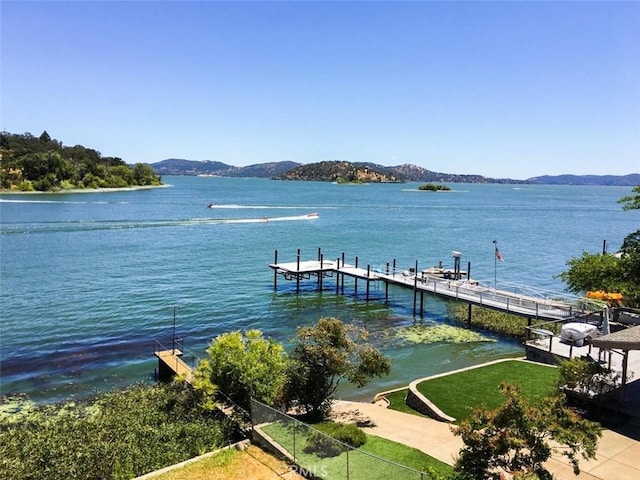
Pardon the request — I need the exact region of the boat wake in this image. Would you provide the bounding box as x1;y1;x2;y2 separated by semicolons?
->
206;204;332;210
1;213;319;235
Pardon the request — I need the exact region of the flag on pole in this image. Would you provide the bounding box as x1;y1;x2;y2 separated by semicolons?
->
495;247;503;261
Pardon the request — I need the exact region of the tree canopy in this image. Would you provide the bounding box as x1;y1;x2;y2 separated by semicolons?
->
194;329;288;414
0;131;162;191
281;317;391;421
618;185;640;211
452;383;601;480
558;186;640;308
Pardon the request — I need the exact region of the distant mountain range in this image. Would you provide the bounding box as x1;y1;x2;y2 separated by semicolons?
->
149;159;639;186
150;159;300;178
526;174;640;186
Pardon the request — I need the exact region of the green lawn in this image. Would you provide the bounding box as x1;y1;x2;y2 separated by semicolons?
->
414;360;559;422
261;421;453;480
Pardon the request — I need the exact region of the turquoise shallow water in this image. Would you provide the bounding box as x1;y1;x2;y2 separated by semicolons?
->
0;177;637;402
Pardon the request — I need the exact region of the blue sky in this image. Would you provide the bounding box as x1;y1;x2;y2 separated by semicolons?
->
2;1;639;179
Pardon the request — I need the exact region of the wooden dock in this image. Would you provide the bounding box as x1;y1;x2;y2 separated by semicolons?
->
269;249;605;323
154;349;194;383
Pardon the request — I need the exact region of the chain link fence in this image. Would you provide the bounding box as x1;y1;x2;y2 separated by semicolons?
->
250;399;434;480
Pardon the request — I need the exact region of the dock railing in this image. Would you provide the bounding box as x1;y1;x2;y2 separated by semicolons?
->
375;265;605;321
153;338;201;382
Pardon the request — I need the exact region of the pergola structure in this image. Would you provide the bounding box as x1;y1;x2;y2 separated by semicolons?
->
591;325;640;406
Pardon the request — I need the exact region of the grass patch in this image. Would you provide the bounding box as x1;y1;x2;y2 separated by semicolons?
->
262;421;453;479
384;389;428;418
151;445;305;480
416;360;559;422
361;435;453;479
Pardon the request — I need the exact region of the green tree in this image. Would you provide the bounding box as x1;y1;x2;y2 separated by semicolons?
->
108;164;135;187
618;185;640;211
282;317;391;421
0;131;162;191
557;357;620;399
194;329;288;413
620;230;640;291
558;186;640;308
133;163;162;185
557;252;623;293
452;383;601;480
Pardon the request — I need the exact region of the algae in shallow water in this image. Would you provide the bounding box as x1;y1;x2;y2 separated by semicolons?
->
393;324;495;345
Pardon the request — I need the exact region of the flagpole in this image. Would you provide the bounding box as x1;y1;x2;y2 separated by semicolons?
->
493;240;497;289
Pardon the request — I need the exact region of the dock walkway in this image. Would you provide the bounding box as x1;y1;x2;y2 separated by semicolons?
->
154;348;194;383
270;252;604;323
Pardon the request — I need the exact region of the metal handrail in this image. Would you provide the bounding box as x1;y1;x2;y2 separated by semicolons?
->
153;337;201;366
374;265;606;319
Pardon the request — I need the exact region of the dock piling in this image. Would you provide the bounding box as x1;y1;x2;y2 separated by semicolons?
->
354;256;359;294
385;262;389;302
366;265;371;301
273;250;278;290
413;260;418;316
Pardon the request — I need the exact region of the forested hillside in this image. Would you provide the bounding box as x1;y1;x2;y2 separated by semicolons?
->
151;158;300;177
274;160;403;183
0;131;162;192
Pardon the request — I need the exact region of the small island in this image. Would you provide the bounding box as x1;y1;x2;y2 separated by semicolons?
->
418;183;451;191
274;160;403;183
0;131;162;192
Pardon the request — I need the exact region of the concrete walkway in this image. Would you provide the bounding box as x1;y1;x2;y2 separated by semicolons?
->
331;400;640;480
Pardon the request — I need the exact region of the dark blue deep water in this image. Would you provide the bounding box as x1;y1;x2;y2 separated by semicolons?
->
1;177;637;402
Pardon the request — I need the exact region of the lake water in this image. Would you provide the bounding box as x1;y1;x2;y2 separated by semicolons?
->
0;177;637;403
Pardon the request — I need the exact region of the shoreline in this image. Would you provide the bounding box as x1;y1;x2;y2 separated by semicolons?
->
0;184;171;195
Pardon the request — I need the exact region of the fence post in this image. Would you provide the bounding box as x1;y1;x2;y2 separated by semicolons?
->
346;448;350;480
293;421;296;463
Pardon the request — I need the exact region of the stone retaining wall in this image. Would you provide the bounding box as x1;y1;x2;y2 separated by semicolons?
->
407;381;456;423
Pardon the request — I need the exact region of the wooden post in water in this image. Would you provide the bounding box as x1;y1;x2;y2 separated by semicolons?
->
336;258;340;294
366;265;371;301
420;291;424;317
296;248;301;294
413;260;418;316
274;250;278;290
385;262;390;302
392;259;396;277
354;256;359;293
319;253;324;290
341;252;345;292
467;261;471;281
467;304;472;325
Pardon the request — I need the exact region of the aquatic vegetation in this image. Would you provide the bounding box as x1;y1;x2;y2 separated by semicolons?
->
392;323;495;345
0;394;37;424
448;302;552;339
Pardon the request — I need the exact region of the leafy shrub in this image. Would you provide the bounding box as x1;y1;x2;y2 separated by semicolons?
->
0;382;234;480
558;357;621;398
303;422;366;457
